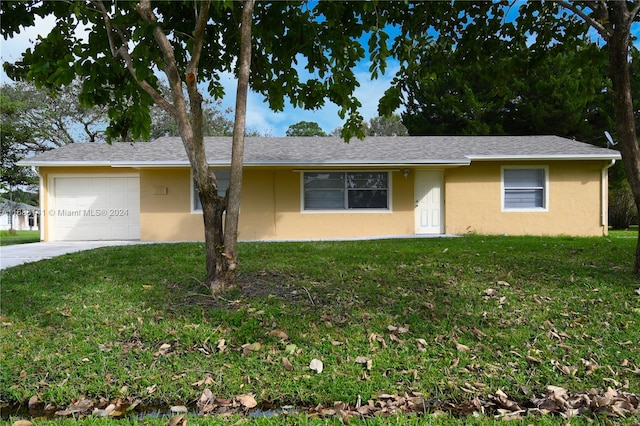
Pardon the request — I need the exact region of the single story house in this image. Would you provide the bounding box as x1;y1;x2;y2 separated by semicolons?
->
18;135;621;242
0;197;39;231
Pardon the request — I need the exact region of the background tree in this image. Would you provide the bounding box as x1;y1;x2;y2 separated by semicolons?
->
286;121;327;137
149;98;235;139
0;89;38;192
0;89;38;230
366;114;408;136
397;40;616;140
331;114;408;136
0;81;109;150
2;1;384;292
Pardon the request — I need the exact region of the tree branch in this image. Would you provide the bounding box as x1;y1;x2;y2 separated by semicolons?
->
91;0;176;116
187;0;211;78
136;0;188;120
630;0;640;21
557;1;612;40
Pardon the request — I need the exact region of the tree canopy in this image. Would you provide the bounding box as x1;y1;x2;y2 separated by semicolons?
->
0;87;38;193
396;39;621;142
285;121;327;137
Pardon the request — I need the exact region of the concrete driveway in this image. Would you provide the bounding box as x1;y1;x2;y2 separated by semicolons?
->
0;241;143;270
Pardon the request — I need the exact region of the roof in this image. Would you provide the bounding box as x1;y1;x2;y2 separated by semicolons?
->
0;197;39;214
18;135;621;167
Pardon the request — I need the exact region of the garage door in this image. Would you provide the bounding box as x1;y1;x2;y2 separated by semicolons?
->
50;176;140;241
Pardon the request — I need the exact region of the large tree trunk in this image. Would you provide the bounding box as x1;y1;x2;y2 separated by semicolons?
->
186;75;228;287
211;0;255;293
99;0;253;291
608;2;640;274
138;0;232;290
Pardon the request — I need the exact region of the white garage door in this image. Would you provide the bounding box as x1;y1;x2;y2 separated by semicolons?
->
50;175;140;241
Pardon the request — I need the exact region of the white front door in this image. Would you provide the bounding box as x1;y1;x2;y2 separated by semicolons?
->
414;170;443;234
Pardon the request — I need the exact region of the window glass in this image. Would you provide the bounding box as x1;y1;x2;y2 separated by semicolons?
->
504;168;545;209
304;173;345;209
304;172;388;210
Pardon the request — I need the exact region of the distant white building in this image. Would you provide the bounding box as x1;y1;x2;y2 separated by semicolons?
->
0;198;39;231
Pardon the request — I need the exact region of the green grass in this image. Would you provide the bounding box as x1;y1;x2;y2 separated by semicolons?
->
0;230;40;246
1;235;639;424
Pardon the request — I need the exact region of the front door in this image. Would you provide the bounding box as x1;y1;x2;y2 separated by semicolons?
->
414;170;443;234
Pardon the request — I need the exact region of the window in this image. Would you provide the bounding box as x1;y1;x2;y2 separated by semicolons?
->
193;169;230;211
502;167;547;211
303;172;389;210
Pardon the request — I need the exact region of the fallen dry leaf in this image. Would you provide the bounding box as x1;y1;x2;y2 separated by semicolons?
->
282;357;294;371
237;393;257;409
581;358;599;374
269;330;288;340
470;327;487;340
164;414;186;426
484;288;498;297
551;359;577;376
199;388;214;405
455;341;471;352
191;374;215;387
389;334;404;344
242;342;262;355
355;356;373;370
155;343;171;357
309;358;324;374
28;394;42;413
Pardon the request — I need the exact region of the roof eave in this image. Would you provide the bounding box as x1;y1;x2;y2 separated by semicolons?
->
238;160;471;167
68;160;474;167
466;154;622;161
17;160;113;167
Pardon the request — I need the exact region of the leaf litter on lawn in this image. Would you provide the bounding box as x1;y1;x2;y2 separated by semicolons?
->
9;386;638;423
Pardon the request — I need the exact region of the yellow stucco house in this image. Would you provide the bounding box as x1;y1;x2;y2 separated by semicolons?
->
20;135;621;242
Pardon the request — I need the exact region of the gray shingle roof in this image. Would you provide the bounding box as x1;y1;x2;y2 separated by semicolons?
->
0;197;38;213
19;135;621;167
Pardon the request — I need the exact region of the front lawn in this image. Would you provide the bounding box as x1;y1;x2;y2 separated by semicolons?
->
0;230;40;246
1;235;638;424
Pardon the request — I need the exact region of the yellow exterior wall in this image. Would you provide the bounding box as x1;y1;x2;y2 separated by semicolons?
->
139;168;204;241
138;168;414;241
444;161;608;236
261;169;414;241
37;160;609;241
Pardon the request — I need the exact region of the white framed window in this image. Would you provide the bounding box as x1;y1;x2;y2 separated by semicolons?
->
192;169;230;212
502;166;548;211
302;171;390;211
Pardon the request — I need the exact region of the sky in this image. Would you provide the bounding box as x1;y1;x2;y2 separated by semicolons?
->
0;15;397;137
